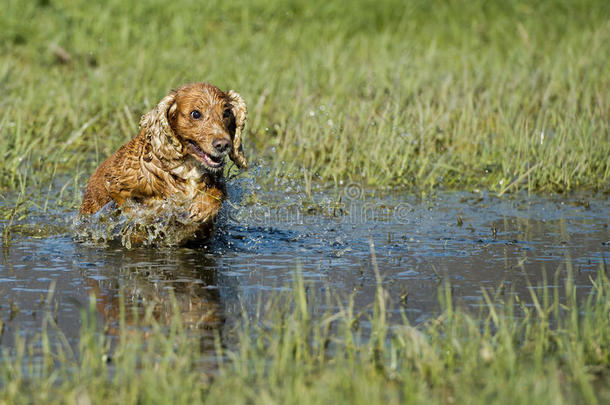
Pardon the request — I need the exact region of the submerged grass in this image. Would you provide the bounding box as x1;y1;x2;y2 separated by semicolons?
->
1;0;609;197
1;266;609;404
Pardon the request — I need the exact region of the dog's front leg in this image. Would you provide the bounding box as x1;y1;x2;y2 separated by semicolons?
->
189;187;225;223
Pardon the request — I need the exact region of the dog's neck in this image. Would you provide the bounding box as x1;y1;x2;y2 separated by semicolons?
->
169;155;224;185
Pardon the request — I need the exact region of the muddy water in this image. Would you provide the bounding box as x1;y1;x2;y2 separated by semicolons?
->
0;179;608;348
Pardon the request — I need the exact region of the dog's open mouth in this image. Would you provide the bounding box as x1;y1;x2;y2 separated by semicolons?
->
186;140;224;169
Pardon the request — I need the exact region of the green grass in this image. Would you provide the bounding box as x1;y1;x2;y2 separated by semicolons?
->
1;0;609;198
1;265;608;404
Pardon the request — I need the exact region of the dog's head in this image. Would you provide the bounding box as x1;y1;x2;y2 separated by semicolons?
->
139;82;248;172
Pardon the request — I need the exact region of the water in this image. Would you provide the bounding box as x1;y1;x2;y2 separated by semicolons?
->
73;195;211;248
0;178;608;349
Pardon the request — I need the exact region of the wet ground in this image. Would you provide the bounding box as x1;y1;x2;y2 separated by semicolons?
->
1;178;608;348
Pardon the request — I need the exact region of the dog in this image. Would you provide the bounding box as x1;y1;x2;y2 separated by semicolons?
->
80;82;248;241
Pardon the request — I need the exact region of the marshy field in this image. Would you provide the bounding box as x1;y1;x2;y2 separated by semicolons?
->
1;0;609;403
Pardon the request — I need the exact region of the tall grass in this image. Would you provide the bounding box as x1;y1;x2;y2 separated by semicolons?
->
1;0;608;197
1;266;608;404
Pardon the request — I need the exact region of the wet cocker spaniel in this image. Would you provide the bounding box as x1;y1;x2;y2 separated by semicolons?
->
80;82;248;240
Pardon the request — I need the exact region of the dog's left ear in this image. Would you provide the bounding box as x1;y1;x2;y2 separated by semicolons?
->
226;90;248;169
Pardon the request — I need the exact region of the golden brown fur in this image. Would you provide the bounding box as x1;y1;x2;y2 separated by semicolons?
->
80;82;248;235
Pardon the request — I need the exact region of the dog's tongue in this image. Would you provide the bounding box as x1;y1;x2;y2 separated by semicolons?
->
202;152;222;167
187;141;222;167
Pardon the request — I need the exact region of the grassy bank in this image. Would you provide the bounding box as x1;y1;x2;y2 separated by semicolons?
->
1;266;608;404
1;0;608;198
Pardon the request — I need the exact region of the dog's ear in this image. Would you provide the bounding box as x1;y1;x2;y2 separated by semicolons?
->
139;93;183;159
226;90;248;169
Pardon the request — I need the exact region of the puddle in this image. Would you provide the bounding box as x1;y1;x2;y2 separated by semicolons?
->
1;177;608;350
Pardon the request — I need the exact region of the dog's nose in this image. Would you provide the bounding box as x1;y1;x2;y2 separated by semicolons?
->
212;138;230;154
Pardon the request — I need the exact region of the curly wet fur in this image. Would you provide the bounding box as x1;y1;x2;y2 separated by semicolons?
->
80;83;248;236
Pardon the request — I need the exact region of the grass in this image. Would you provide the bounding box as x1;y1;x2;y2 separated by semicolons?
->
0;0;609;199
1;265;608;404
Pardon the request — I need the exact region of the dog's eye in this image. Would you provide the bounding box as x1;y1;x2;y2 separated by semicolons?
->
190;110;202;119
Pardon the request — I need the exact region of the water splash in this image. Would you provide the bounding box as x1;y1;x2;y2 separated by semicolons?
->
72;195;209;248
70;168;341;249
71;171;262;249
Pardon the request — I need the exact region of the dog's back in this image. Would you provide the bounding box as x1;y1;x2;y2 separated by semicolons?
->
80;136;143;214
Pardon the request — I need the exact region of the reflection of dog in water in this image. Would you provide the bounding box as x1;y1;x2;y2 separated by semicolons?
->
80;83;248;244
82;249;224;348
